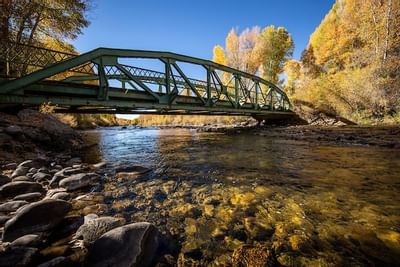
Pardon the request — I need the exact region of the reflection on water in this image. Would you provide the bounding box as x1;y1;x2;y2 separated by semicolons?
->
81;127;400;266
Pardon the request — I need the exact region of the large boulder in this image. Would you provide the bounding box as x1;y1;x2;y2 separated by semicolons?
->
3;199;72;242
0;181;44;199
59;173;100;191
86;222;159;267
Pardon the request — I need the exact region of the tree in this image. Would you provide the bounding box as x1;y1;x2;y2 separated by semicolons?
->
212;25;294;86
5;0;91;46
254;26;294;84
283;59;301;95
300;45;321;78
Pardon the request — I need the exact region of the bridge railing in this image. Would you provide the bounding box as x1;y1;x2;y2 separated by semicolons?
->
0;42;292;113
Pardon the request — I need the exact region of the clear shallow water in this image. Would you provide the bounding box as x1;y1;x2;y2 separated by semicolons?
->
81;127;400;266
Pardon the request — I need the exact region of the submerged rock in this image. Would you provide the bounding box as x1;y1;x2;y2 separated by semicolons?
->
0;181;44;199
232;245;280;267
59;173;100;191
86;222;159;267
3;199;72;242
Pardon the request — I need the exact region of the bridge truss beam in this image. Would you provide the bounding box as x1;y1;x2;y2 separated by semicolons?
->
0;42;293;117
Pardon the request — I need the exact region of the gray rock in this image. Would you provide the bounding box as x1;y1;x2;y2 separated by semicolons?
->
63;167;89;176
11;166;29;178
93;161;107;169
59;173;100;191
0;215;11;225
87;222;159;267
0;200;28;212
37;256;69;267
65;157;82;166
18;160;35;169
38;167;48;173
10;234;42;247
0;175;11;186
5;125;23;136
0;247;37;267
13;192;43;202
12;176;31;182
73;217;123;247
32;172;51;182
3;199;72;242
46;188;67;198
0;181;44;199
50;192;71;201
115;165;150;174
28;168;38;174
2;163;17;170
49;173;67;188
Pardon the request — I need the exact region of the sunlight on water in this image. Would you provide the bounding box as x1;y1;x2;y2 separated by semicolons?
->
81;127;400;266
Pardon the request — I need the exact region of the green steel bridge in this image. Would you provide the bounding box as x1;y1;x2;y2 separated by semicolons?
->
0;42;294;120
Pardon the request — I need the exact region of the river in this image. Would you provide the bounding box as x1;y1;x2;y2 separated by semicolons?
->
80;126;400;266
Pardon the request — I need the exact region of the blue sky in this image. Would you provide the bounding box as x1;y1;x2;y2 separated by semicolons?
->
74;0;335;60
73;0;335;119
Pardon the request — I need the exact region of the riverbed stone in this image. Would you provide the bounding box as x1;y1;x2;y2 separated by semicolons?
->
2;199;72;242
49;172;67;188
86;222;159;267
28;167;38;174
59;173;100;191
115;165;150;174
0;175;11;187
0;181;44;199
0;247;37;267
46;188;67;198
10;234;42;247
73;216;123;247
37;256;69;267
33;172;51;182
12;175;31;182
93;161;107;169
50;192;71;201
232;245;279;267
11;166;29;178
2;163;17;170
13;192;43;202
0;215;11;225
0;200;28;212
4;125;23;136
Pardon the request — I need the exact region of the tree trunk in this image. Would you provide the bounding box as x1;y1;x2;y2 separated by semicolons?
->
0;0;10;77
383;0;392;62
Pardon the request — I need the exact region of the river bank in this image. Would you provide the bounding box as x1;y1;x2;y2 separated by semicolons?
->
0;110;399;266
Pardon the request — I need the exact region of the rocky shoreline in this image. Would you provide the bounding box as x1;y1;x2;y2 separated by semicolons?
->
0;159;158;266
